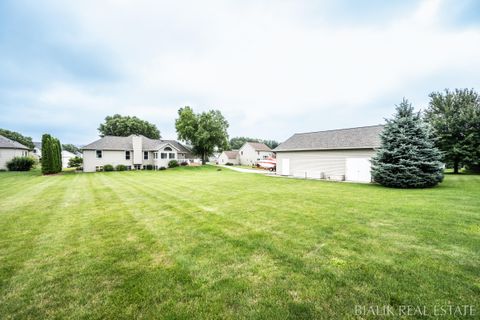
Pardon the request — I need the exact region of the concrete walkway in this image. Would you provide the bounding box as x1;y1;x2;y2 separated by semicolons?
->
217;165;273;175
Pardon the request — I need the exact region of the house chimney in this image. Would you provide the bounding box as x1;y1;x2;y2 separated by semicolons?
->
132;135;143;164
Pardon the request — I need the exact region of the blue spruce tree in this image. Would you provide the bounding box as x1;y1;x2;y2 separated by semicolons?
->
371;99;444;188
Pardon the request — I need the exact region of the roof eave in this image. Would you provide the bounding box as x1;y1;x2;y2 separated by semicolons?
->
274;146;379;152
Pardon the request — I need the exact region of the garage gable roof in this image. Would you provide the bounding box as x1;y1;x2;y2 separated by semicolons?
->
223;150;239;159
274;125;384;152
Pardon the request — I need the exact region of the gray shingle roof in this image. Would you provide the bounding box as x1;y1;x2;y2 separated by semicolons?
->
224;150;239;159
246;142;272;152
0;135;30;150
274;125;384;152
82;135;192;154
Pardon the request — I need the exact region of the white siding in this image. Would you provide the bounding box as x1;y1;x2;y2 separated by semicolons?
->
218;152;239;165
275;149;376;181
239;144;273;165
0;149;29;170
83;150;133;172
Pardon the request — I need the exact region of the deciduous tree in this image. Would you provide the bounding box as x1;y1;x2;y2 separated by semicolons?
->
175;107;229;164
98;114;161;139
424;88;480;173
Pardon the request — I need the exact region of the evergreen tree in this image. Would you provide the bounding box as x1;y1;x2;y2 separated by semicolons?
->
57;139;63;171
41;134;63;174
371;99;444;188
41;134;53;174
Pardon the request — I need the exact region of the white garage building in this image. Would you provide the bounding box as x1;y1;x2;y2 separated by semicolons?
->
274;125;384;183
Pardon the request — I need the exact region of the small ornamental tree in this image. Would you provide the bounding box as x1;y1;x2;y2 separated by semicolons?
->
371;99;444;188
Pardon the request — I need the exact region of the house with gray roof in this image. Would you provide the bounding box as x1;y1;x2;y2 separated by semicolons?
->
0;135;30;170
273;125;384;182
82;135;193;172
238;142;273;166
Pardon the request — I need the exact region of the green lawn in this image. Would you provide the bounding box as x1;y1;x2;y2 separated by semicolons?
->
0;167;479;319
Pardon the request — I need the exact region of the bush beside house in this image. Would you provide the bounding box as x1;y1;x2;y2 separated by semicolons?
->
6;157;36;171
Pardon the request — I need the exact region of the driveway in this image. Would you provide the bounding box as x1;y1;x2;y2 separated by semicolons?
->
217;165;273;175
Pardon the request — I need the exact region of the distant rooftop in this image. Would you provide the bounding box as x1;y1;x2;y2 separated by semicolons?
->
245;142;272;152
0;135;30;150
82;135;191;154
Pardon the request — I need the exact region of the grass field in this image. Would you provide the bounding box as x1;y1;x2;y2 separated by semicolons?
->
0;166;479;319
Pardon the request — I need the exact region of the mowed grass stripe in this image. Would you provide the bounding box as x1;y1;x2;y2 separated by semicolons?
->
0;167;479;319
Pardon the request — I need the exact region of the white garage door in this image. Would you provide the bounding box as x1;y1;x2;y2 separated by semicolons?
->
345;158;372;182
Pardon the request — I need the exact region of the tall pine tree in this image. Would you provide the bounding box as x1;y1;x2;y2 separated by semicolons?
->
371;99;444;188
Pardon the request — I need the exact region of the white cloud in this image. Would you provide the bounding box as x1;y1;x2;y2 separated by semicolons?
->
12;0;480;142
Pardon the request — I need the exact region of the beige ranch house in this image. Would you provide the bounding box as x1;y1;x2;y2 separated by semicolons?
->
82;135;192;172
274;125;384;183
239;142;273;165
0;135;30;170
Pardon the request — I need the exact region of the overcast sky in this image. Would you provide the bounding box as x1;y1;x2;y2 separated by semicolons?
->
1;0;479;145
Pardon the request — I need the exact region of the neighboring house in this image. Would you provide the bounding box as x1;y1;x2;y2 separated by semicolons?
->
82;135;193;172
239;142;273;165
0;135;30;170
274;125;384;183
32;142;42;160
218;150;240;165
62;150;77;168
208;152;221;163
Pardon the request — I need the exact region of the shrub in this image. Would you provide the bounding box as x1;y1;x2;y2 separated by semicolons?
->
168;160;179;168
6;157;35;171
77;166;83;171
104;164;114;172
225;162;234;166
465;163;480;174
116;164;127;171
0;169;7;172
159;166;166;170
145;164;154;170
180;161;189;166
68;156;83;168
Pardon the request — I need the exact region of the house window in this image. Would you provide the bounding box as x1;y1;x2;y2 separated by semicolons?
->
161;153;167;159
134;164;141;170
125;151;131;160
164;147;172;151
169;153;175;159
154;152;158;159
127;166;132;170
96;150;102;158
95;166;103;171
144;151;149;160
241;151;243;155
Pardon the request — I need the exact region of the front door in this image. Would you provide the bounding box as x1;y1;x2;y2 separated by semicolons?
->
281;158;290;176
